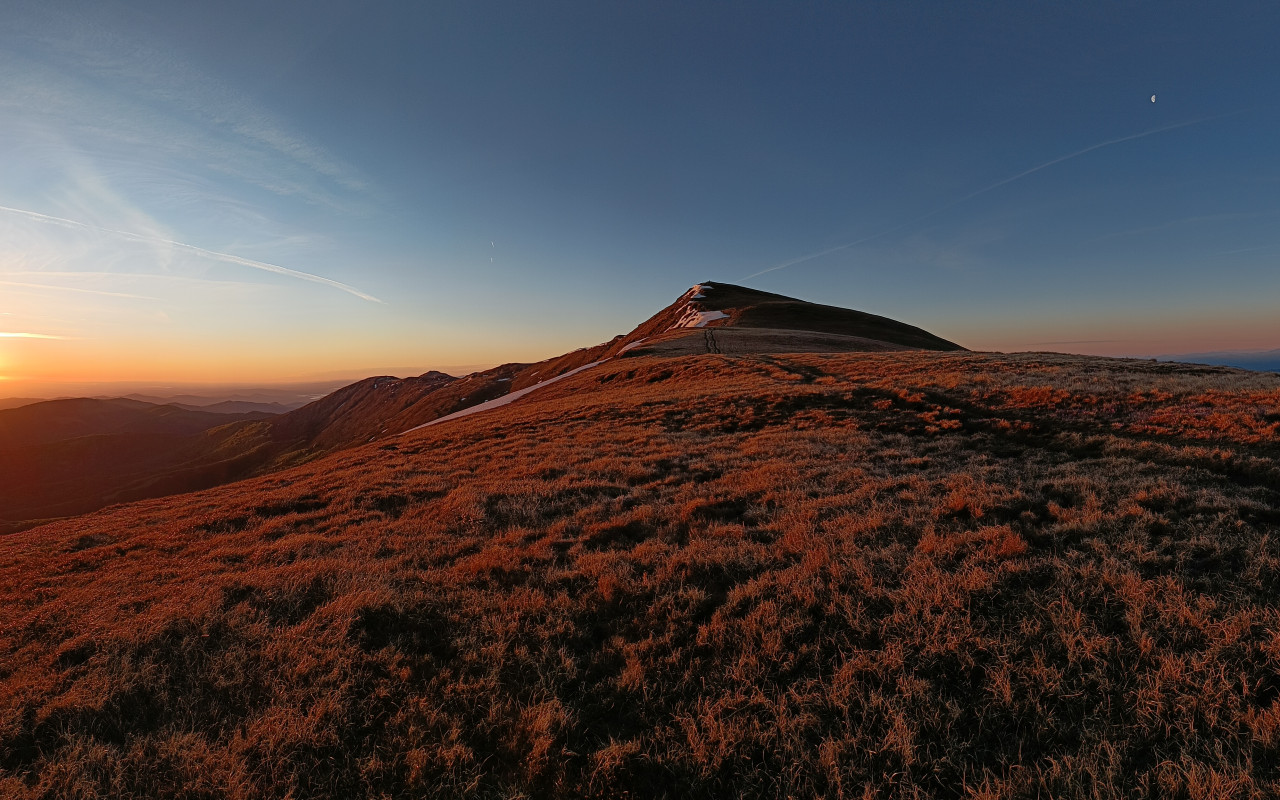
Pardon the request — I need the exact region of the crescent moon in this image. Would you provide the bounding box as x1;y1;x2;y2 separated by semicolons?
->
1151;94;1157;103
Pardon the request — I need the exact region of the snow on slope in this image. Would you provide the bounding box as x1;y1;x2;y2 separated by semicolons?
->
672;308;728;329
667;284;727;330
404;359;609;433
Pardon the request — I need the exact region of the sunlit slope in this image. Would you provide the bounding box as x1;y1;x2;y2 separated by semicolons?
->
4;352;1280;797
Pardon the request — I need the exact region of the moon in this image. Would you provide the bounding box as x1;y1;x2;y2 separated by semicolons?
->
1151;94;1157;103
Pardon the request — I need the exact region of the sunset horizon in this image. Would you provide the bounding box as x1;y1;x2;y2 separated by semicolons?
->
3;1;1278;396
5;275;1280;400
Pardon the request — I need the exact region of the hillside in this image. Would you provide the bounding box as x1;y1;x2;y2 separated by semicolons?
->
0;400;279;532
0;398;44;412
3;351;1279;797
0;284;961;532
173;401;296;415
0;398;275;450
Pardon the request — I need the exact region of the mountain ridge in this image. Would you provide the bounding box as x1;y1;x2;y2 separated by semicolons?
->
1;283;960;531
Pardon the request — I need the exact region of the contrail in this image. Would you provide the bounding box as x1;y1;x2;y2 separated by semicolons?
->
743;114;1232;281
1217;244;1273;256
743;223;913;280
0;204;383;303
947;115;1222;207
0;331;69;339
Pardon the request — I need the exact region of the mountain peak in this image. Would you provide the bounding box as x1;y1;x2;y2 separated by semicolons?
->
610;281;963;357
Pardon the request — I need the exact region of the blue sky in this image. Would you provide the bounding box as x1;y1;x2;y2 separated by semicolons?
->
1;1;1278;393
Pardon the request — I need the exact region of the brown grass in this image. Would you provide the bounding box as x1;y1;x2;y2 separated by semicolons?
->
2;352;1279;798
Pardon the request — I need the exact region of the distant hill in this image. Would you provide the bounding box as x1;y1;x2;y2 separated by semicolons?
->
0;398;279;531
120;390;329;410
1159;348;1280;374
0;397;275;451
171;400;294;415
0;397;44;411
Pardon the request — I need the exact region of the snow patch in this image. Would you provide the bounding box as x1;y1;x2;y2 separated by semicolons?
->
618;337;649;354
670;303;728;330
688;310;728;328
404;359;610;433
668;284;725;330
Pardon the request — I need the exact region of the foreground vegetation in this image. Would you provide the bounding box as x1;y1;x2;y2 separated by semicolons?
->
3;351;1280;798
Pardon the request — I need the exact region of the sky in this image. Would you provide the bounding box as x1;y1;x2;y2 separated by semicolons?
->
1;0;1278;397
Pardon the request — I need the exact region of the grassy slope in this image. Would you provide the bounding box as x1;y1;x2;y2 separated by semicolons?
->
3;352;1280;798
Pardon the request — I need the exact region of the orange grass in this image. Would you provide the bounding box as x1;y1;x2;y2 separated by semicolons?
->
2;352;1279;798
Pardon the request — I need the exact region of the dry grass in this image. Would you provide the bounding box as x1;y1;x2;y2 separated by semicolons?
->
2;351;1279;798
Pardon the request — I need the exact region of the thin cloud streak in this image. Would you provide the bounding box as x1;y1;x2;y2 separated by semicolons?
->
1;22;377;214
0;280;159;300
3;270;271;290
0;332;70;339
744;114;1231;281
0;205;383;303
1217;245;1275;256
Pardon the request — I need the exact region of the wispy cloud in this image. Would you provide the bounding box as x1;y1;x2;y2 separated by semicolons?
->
0;331;71;339
744;114;1233;281
1;270;266;290
0;279;158;300
0;204;382;303
1216;244;1275;256
2;14;376;214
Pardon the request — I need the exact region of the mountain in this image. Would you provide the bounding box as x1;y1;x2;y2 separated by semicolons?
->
172;400;294;415
119;387;343;410
606;281;965;356
0;284;962;533
0;397;44;411
3;348;1277;797
260;370;466;462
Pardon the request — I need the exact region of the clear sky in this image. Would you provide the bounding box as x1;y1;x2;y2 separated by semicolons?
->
2;1;1278;396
